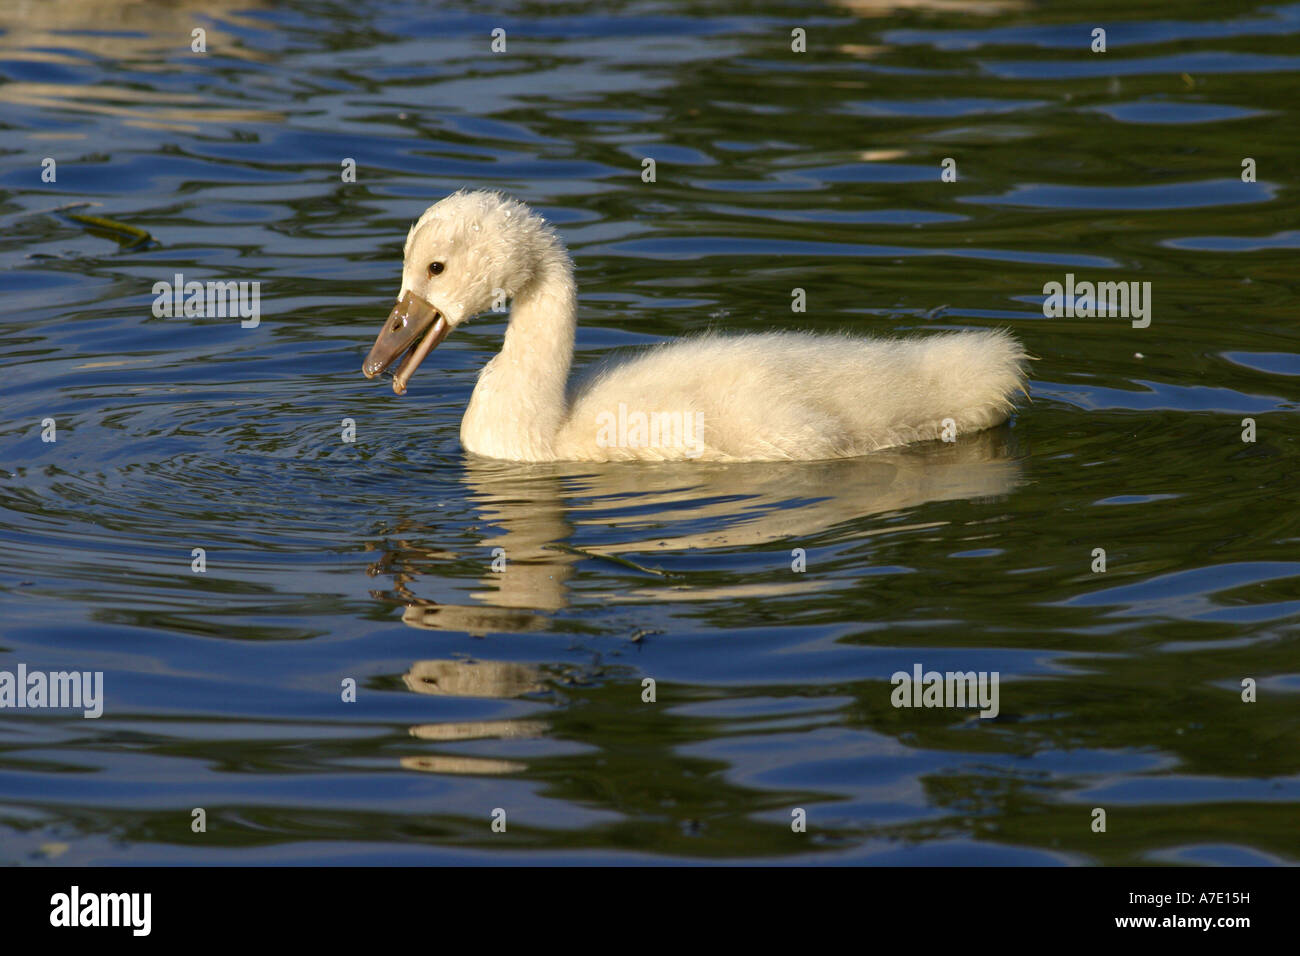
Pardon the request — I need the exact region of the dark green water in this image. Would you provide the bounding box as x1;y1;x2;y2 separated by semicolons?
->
0;0;1297;864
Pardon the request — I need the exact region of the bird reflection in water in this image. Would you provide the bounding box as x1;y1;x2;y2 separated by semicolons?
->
372;427;1021;774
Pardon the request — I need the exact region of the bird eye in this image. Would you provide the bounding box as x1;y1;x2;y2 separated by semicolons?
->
427;261;444;278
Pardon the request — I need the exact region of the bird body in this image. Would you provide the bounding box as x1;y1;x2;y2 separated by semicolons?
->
363;191;1028;463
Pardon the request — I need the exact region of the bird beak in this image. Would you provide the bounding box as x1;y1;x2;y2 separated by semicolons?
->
362;291;451;395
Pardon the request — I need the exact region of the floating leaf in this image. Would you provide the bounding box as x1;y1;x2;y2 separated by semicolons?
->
62;211;156;249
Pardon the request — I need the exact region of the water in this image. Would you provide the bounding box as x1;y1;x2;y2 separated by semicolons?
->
1;0;1297;865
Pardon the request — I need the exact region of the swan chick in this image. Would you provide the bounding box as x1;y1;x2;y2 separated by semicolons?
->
363;190;1029;462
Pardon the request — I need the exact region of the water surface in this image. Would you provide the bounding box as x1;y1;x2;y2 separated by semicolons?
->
1;0;1298;864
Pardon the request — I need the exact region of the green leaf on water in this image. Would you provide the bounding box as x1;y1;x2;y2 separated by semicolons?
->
59;209;156;249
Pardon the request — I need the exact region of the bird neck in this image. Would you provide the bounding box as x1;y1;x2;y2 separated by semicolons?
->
461;247;577;460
